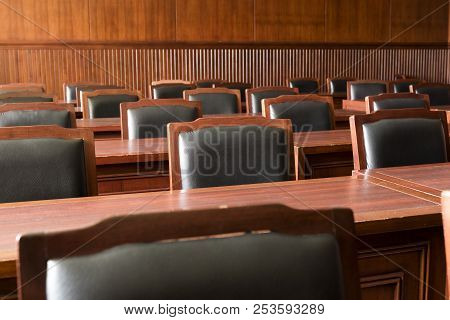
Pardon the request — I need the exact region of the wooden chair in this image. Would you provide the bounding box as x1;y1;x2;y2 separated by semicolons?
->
343;80;389;112
246;87;299;114
0;103;76;128
81;89;141;119
350;109;449;170
62;82;98;103
168;116;294;190
194;79;224;88
389;79;421;93
0;125;97;203
441;192;450;298
0;92;56;104
215;82;252;102
365;93;430;114
287;78;320;94
17;203;360;300
120;99;202;139
183;87;242;115
262;94;335;132
75;84;124;107
326;77;356;98
410;83;450;107
149;80;195;99
0;83;45;95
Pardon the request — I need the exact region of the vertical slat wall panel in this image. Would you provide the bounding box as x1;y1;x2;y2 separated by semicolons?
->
0;46;448;98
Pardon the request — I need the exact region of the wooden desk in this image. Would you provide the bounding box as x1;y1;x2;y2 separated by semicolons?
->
0;175;444;300
95;138;169;195
357;162;450;201
94;130;355;194
342;100;366;113
76;118;121;139
294;130;353;179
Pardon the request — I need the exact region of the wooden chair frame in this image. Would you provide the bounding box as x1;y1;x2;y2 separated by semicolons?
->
261;94;336;130
62;82;99;103
149;80;194;99
0;103;77;128
245;87;299;114
350;109;450;170
441;192;450;296
183;87;242;113
76;84;125;108
346;80;390;101
120;99;202;139
0;92;56;103
168;116;295;190
0;83;45;94
286;77;320;93
81;89;142;119
0;125;97;196
326;77;356;96
365;93;430;114
388;79;421;93
17;203;361;300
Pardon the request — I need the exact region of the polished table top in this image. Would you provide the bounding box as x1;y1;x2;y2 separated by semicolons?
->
0;175;441;271
358;162;450;199
94;130;353;165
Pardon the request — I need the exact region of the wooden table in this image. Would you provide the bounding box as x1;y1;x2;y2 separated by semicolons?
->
75;110;362;139
0;175;444;300
76;118;121;139
357;162;450;201
95;138;169;195
94;130;354;194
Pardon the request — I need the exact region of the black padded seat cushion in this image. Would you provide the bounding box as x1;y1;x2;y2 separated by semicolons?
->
152;84;194;99
188;93;239;115
127;105;199;139
0;138;87;203
362;118;447;169
178;125;290;190
350;83;387;100
88;94;139;118
250;90;297;113
329;79;348;95
0;110;72;128
269;101;332;132
0;96;54;104
415;86;450;106
46;233;345;300
288;80;319;94
372;98;427;112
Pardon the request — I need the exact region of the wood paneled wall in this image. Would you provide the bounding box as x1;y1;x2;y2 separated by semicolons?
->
0;0;448;43
1;45;447;98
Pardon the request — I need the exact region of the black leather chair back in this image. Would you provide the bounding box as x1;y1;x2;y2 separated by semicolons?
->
250;90;297;113
372;98;428;112
0;109;73;128
0;138;88;203
152;84;195;99
187;92;239;115
350;83;387;100
268;100;333;132
219;83;252;102
392;81;419;93
46;232;345;299
362;118;448;169
127;105;200;139
288;79;319;94
414;86;450;106
0;96;54;104
195;80;223;88
76;85;123;103
329;79;350;95
177;125;291;190
88;94;139;118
